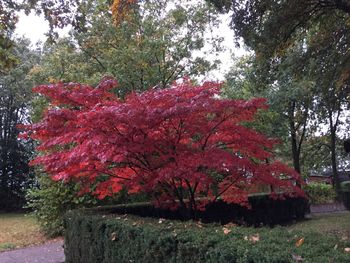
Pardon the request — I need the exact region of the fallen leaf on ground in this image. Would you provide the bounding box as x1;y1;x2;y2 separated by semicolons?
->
249;234;260;243
244;234;260;243
110;232;117;241
223;227;231;235
295;237;305;247
344;247;350;253
291;253;304;262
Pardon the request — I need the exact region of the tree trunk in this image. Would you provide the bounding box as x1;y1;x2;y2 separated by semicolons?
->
290;127;301;174
329;112;340;196
289;101;301;174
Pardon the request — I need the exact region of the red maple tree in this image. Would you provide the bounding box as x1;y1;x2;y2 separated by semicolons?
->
21;77;305;216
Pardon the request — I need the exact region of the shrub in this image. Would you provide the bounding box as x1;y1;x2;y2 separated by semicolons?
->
21;78;305;217
26;173;96;237
304;183;336;204
340;181;350;209
26;172;133;237
64;207;350;263
82;194;308;226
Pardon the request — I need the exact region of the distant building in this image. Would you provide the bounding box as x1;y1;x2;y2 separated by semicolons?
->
307;170;350;184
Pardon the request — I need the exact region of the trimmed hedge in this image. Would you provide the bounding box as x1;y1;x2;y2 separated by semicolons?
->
341;181;350;209
83;195;309;226
64;209;350;263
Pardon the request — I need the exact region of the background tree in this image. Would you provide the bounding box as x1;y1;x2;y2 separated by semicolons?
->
209;0;350;192
0;38;39;210
306;16;350;193
223;47;315;176
31;0;223;96
0;0;20;71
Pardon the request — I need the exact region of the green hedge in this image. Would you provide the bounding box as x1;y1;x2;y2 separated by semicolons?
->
64;209;350;263
81;195;308;226
341;181;350;209
304;183;336;204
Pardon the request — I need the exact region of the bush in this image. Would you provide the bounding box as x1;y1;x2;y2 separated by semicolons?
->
304;183;336;204
64;208;350;263
26;174;93;237
340;181;350;209
82;194;308;226
26;173;135;237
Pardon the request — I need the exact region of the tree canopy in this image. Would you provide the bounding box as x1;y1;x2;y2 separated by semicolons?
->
0;38;39;210
21;78;304;216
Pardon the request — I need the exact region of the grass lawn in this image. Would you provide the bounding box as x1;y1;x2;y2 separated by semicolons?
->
288;211;350;240
0;213;48;251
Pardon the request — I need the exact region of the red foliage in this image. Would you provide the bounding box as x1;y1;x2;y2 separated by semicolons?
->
21;78;305;214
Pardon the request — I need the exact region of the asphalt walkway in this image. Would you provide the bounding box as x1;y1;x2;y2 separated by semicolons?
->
0;240;64;263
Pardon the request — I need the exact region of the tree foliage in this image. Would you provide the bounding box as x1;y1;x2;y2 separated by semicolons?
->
208;0;350;57
31;0;222;97
21;78;304;216
0;38;39;210
210;0;350;191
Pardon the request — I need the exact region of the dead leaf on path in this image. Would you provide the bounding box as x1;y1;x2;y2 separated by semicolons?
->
295;237;305;247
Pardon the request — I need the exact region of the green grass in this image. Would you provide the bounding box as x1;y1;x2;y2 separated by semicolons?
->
0;213;48;251
0;243;16;250
288;211;350;240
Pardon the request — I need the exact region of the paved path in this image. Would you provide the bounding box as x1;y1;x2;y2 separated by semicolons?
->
0;240;64;263
310;202;346;213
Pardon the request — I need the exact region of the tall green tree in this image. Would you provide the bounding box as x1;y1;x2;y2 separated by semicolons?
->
224;47;316;176
0;38;39;210
0;0;20;72
32;0;222;95
306;16;350;193
210;0;350;192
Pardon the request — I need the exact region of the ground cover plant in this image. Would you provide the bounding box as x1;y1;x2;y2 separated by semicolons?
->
0;213;48;251
304;182;336;204
21;78;305;219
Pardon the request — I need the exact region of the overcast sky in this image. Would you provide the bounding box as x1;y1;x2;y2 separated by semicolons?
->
15;11;246;80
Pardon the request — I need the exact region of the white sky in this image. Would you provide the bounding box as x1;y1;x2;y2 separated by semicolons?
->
16;12;49;43
15;11;246;80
